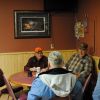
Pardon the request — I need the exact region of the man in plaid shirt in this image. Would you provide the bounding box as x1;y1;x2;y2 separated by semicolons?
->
65;42;93;84
65;42;93;100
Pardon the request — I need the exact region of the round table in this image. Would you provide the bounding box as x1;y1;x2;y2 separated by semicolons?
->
9;71;36;87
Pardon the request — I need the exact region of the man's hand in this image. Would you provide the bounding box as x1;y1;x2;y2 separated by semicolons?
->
40;67;49;73
75;73;80;78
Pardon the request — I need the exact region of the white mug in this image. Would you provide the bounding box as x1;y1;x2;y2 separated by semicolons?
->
36;67;40;73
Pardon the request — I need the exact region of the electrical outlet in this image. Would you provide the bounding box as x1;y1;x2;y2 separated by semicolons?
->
50;43;54;49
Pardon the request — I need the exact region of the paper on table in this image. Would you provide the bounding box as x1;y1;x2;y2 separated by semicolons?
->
30;67;40;73
30;67;37;72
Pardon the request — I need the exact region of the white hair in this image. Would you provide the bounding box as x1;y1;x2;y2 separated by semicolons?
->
48;51;64;68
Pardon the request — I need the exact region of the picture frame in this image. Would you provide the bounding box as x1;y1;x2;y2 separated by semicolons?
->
14;10;50;38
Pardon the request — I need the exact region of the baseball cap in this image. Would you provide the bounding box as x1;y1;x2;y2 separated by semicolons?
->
79;42;88;50
34;47;43;53
48;51;63;65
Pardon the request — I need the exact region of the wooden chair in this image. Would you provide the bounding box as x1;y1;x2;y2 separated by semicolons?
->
82;73;92;100
1;74;27;100
0;68;27;100
3;74;16;100
82;73;92;93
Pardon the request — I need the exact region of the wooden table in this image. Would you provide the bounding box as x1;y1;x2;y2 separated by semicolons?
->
9;71;36;87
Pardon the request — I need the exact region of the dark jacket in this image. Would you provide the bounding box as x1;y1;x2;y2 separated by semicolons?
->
0;69;5;87
24;55;48;71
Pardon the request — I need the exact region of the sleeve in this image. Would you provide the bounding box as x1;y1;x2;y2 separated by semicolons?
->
27;78;44;100
24;57;35;71
43;56;48;68
65;54;76;70
79;57;93;81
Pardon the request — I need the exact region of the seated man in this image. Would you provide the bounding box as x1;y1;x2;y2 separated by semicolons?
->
92;59;100;100
65;42;93;85
24;47;48;72
27;51;77;100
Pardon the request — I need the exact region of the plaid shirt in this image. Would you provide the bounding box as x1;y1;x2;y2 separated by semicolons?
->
65;53;93;84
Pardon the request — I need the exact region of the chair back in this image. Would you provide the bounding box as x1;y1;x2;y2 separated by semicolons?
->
3;74;16;100
82;73;92;93
51;95;71;100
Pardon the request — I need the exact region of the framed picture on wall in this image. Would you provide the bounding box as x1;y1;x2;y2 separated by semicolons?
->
14;10;50;38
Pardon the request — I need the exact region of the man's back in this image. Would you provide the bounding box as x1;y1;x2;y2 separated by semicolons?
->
28;68;76;100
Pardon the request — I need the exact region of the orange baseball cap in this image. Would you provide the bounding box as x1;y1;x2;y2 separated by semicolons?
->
34;47;43;52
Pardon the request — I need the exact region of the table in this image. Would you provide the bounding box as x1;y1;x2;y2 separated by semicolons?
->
9;71;36;87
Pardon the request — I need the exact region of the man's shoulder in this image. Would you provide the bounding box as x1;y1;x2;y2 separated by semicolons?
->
84;54;93;63
32;77;48;87
29;56;36;59
42;55;48;59
28;56;37;61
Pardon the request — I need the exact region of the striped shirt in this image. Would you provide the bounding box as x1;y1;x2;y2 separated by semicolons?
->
65;53;93;84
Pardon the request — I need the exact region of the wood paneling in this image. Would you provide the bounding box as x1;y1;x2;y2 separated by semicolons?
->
0;50;76;78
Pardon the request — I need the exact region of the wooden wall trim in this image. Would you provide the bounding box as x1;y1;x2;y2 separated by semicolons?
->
0;50;76;78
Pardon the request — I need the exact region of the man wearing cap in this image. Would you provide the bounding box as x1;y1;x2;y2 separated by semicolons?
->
24;47;48;72
27;51;77;100
65;42;93;84
65;42;93;100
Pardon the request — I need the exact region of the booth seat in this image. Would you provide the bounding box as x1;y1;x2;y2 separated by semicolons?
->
0;50;99;79
92;56;100;72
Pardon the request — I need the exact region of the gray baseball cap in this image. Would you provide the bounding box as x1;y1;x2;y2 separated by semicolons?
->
79;42;88;50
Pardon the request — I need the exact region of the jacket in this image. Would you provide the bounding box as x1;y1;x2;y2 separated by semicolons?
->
28;68;76;100
24;55;48;71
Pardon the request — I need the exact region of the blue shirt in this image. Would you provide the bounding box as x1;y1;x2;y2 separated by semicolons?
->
27;77;55;100
92;72;100;100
